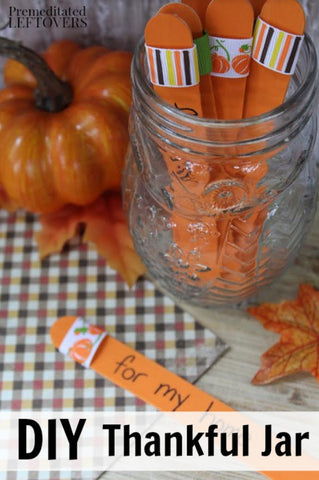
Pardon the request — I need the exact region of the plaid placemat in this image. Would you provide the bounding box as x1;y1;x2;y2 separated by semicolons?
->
0;209;227;479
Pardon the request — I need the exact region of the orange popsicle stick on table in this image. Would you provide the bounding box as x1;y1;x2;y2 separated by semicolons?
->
51;315;231;412
51;316;319;480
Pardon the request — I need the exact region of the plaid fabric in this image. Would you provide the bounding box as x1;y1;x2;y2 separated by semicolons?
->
0;209;227;480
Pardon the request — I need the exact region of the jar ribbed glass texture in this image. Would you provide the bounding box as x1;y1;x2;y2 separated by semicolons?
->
123;35;319;307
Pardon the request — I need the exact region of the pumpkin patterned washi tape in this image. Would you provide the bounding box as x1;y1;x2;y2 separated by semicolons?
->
252;17;304;75
145;44;200;87
209;36;253;78
59;317;107;368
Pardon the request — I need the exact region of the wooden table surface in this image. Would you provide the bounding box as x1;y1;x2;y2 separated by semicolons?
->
104;200;319;479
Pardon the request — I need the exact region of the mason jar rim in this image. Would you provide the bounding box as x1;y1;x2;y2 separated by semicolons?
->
132;33;318;129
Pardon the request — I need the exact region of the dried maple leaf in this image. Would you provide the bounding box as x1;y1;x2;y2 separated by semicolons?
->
35;204;84;258
248;284;319;385
82;193;146;288
36;192;146;287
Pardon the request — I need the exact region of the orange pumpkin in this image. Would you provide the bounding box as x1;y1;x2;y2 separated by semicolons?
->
211;53;230;74
232;54;250;76
0;37;132;213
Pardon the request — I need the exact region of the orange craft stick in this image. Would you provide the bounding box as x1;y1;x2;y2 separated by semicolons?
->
225;0;306;290
159;2;217;118
159;2;203;40
250;0;267;18
145;11;223;280
144;11;212;197
220;0;306;291
51;316;231;412
243;0;306;117
51;316;319;480
144;11;212;195
145;12;203;117
205;0;254;120
181;0;212;25
199;0;256;286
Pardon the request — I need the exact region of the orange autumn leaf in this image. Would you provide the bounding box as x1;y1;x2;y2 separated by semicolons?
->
36;191;146;287
35;204;84;257
82;193;146;287
248;284;319;385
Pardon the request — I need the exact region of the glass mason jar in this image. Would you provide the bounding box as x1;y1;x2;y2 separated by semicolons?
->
123;35;319;307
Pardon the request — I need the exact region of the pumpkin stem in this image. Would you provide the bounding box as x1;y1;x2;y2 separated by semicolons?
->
0;36;73;112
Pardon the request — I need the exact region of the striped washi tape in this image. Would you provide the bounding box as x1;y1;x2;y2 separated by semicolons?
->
252;17;304;75
145;44;200;87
